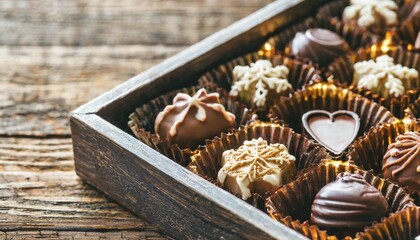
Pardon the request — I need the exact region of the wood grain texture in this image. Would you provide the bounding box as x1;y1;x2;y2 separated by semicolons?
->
71;0;331;239
0;0;273;46
0;137;159;231
0;230;167;240
0;45;182;136
0;0;272;239
71;114;307;240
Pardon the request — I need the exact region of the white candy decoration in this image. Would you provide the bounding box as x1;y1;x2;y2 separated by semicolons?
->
217;138;296;200
343;0;398;30
230;60;291;107
354;55;418;97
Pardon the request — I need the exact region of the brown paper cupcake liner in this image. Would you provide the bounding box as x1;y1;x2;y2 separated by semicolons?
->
128;85;254;166
198;51;322;118
347;118;419;203
316;0;417;38
355;206;420;240
187;122;331;200
328;47;420;118
198;51;321;92
267;16;373;57
347;119;419;174
279;216;337;240
266;162;416;239
268;82;396;156
387;2;419;49
406;96;420;119
397;2;420;47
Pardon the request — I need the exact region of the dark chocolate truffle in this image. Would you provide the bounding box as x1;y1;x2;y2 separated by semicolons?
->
382;131;420;195
290;28;350;66
311;172;389;237
154;88;236;149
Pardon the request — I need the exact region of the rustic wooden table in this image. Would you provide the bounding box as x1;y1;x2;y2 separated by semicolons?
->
0;0;272;239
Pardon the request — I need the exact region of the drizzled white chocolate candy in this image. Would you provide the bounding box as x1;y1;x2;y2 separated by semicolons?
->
353;55;418;98
230;60;292;108
217;137;296;200
343;0;398;32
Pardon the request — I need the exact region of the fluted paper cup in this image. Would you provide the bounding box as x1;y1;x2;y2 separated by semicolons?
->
198;51;322;118
279;216;337;240
328;47;420;118
347;118;420;202
187;122;331;204
316;0;417;37
406;97;420;119
128;85;253;166
355;206;420;240
266;162;415;239
268;82;396;156
267;16;373;57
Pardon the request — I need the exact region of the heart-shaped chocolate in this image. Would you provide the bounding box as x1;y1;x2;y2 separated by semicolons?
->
302;110;360;155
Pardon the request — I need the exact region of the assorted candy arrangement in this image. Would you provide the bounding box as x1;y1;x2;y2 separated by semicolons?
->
128;0;419;239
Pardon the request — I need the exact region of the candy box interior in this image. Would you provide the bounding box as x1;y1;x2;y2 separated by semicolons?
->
70;0;420;239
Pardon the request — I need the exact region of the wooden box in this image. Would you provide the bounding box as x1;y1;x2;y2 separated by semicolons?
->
70;1;333;239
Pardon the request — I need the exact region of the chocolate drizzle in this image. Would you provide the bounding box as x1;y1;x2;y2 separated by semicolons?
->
311;172;389;237
382;131;420;194
217;137;296;200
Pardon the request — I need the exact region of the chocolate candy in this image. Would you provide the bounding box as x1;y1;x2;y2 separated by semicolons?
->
154;88;236;149
343;0;398;34
217;138;296;200
311;172;389;237
290;28;350;66
382;131;420;195
230;60;293;109
352;55;418;98
302;110;360;155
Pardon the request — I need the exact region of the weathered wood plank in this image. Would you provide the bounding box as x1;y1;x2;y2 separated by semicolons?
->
0;45;183;136
0;0;273;46
0;0;274;238
70;0;333;238
0;137;164;233
0;230;167;240
71;113;306;240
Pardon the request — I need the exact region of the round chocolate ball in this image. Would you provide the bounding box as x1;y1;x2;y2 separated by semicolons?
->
290;28;350;67
382;131;420;195
311;172;389;237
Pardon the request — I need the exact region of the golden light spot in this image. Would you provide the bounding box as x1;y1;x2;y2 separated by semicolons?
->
380;32;397;53
258;42;275;57
407;44;413;51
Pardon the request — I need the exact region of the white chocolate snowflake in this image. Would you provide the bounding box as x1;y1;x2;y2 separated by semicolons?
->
353;55;418;97
217;137;296;200
343;0;398;30
230;60;291;108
